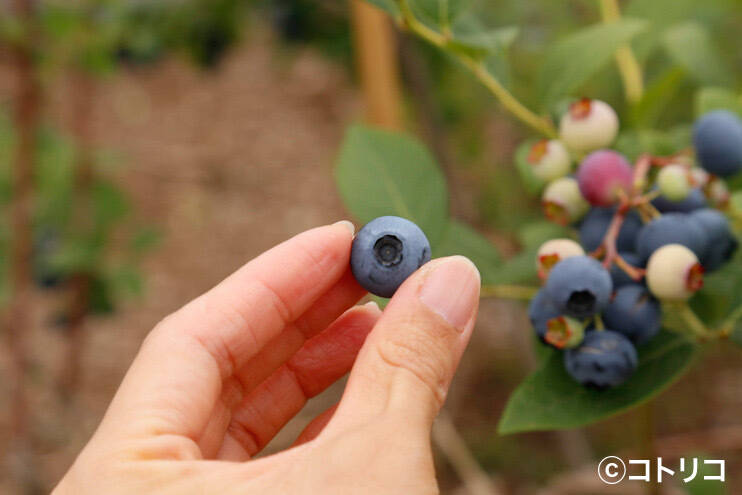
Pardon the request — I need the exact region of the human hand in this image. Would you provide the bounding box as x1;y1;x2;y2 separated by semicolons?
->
54;221;480;494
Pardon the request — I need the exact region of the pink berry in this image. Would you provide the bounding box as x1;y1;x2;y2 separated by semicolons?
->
576;150;634;206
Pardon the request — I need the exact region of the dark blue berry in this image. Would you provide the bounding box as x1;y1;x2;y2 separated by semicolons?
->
544;255;612;319
602;284;661;345
350;216;431;298
635;213;709;263
578;207;642;252
689;208;738;271
528;289;561;343
651;187;707;213
610;252;644;289
564;330;638;389
693;110;742;177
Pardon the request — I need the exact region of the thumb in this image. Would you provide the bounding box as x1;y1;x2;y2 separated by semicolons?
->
328;256;480;433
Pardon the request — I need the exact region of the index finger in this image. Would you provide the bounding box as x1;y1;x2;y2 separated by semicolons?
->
98;221;357;446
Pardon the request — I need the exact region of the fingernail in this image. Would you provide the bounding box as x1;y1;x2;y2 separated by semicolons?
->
334;220;355;236
364;300;380;310
419;256;480;331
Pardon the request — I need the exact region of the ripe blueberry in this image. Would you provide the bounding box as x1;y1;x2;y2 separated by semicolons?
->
542;177;590;225
350;216;431;298
689;208;738;271
559;99;619;153
602;284;661;345
635;213;709;263
536;238;585;279
645;244;704;301
564;330;638;389
610;252;644;289
651;187;707;213
578;207;642;253
656;164;692;201
576;150;634;207
693;110;742;177
527;139;572;181
544;255;613;319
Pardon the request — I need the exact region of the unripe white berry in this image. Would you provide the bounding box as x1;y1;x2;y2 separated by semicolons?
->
559;99;619;153
542;177;590;225
527;139;572;181
646;244;704;301
536;238;585;279
657;164;692;201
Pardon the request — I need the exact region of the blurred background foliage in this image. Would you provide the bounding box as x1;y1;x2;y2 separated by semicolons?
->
2;0;742;493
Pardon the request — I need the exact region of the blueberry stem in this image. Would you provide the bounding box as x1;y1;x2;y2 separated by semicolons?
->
396;0;558;138
480;284;539;300
598;0;644;104
676;302;711;341
718;304;742;338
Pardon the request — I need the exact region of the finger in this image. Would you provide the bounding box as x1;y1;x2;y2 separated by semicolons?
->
328;256;480;434
218;302;380;460
97;221;355;446
292;403;338;447
230;269;365;400
196;269;364;457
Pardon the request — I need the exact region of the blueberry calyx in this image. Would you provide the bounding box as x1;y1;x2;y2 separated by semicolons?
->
374;235;403;267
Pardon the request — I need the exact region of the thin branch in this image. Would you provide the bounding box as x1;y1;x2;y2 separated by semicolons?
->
396;0;557;138
598;0;644;104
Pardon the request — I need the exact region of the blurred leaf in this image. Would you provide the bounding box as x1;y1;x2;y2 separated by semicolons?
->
129;227;161;256
89;275;115;315
489;249;539;286
448;26;519;60
662;22;733;86
363;0;400;17
514;139;547;195
434;220;501;283
335;124;449;246
695;87;742;118
109;265;144;297
631;67;685;127
498;331;696;434
615;126;691;162
411;0;469;28
538;19;648;105
92;181;130;228
517;221;570;250
684;454;728;495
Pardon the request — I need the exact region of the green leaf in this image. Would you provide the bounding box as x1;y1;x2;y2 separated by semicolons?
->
662;22;732;86
447;26;519;60
335;124;449;246
631;67;685;127
363;0;400;17
435;220;501;284
684;454;728;495
89;275;115;315
498;331;696;434
538;19;649;105
517;221;570;250
411;0;469;28
695;87;742;118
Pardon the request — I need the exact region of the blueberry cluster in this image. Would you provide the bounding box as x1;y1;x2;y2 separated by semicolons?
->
528;101;741;389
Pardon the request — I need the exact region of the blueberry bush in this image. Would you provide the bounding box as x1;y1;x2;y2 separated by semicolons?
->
335;0;742;435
